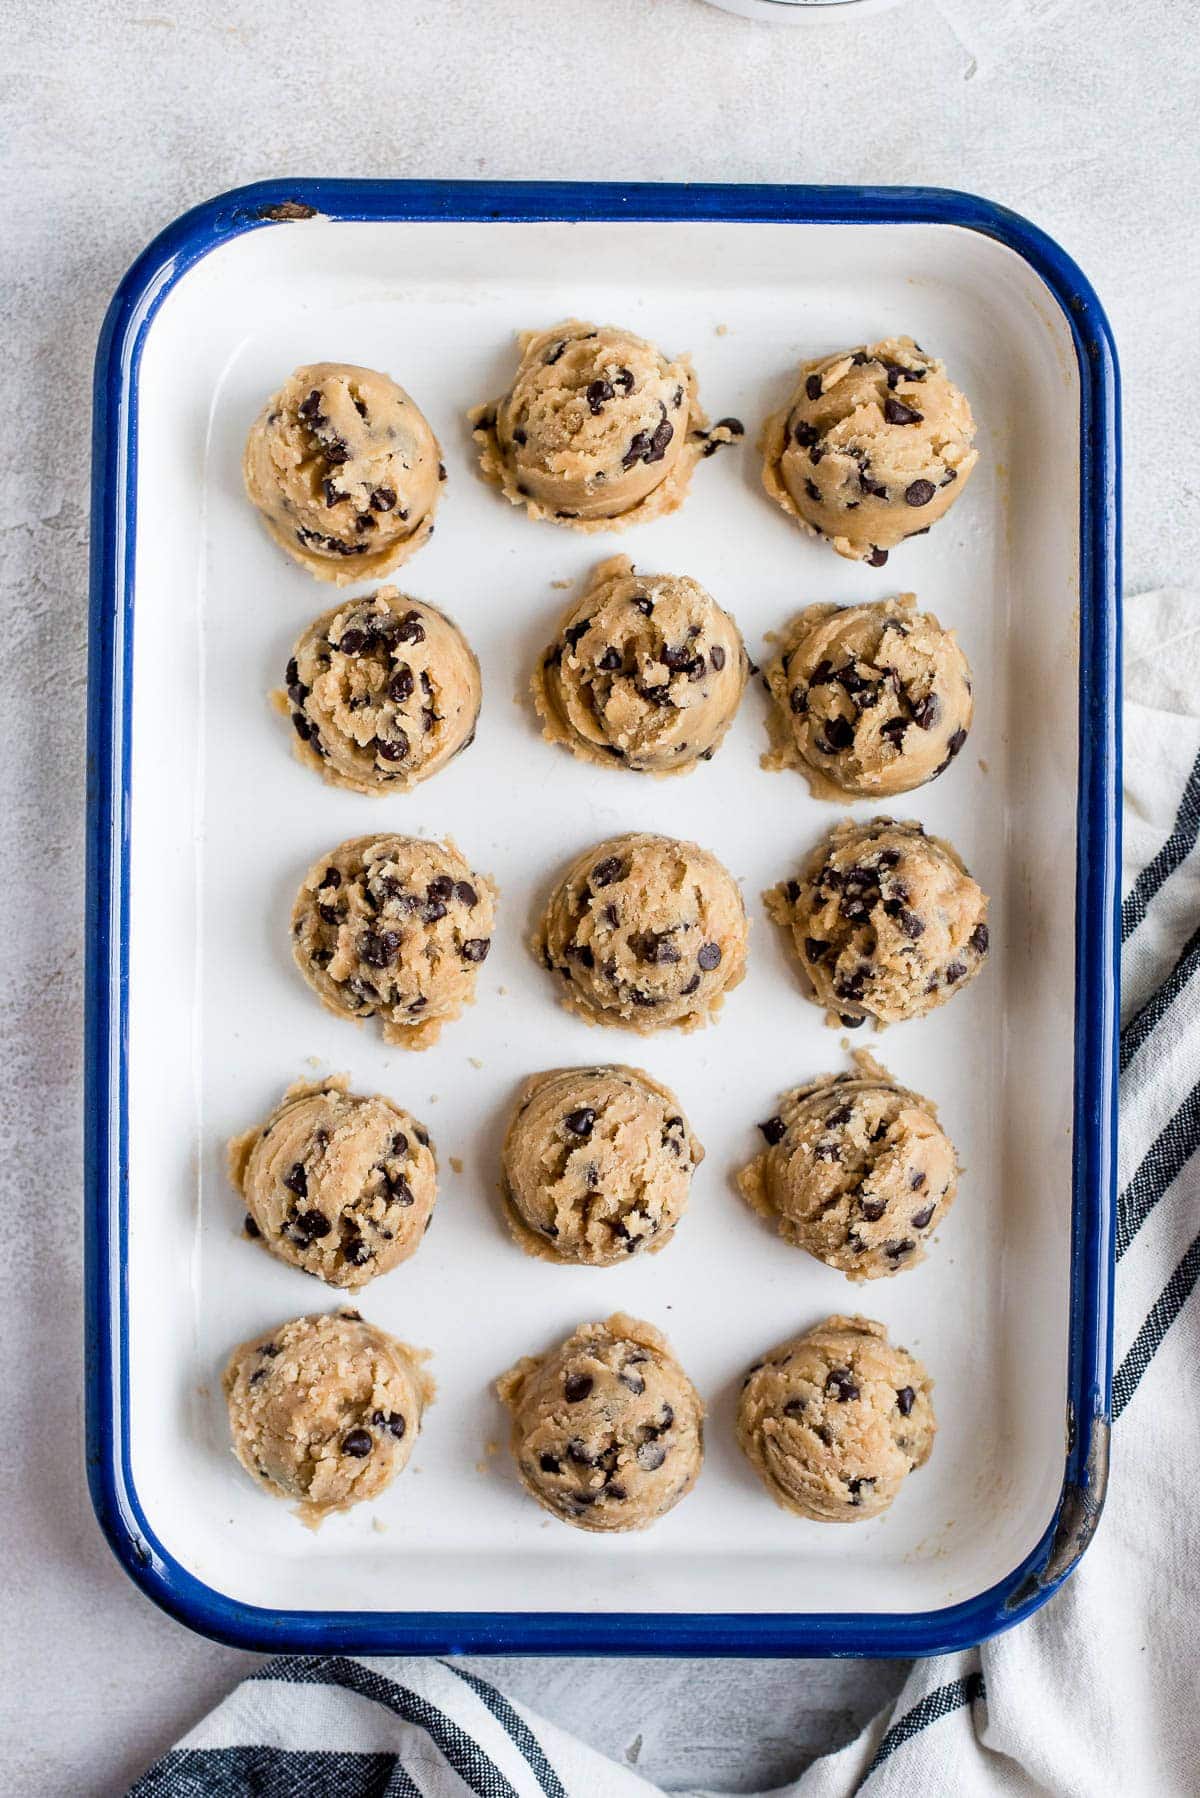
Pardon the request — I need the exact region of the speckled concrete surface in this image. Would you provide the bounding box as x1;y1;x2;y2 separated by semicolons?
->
1;1;1195;1792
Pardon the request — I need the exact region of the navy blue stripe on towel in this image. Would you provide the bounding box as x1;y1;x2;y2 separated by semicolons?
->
863;1671;987;1780
1121;748;1200;942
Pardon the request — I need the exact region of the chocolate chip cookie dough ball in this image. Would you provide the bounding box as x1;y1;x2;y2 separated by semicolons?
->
762;337;977;565
470;320;737;530
279;589;480;794
739;1052;958;1279
497;1314;704;1532
737;1315;934;1521
532;556;749;775
767;818;989;1028
223;1310;433;1525
762;594;972;800
245;363;443;583
535;832;748;1032
292;834;497;1049
502;1066;702;1266
229;1075;438;1289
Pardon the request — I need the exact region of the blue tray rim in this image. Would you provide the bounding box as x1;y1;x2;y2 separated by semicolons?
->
85;178;1121;1658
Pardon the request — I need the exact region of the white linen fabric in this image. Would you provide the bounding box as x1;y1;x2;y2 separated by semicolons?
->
130;590;1200;1798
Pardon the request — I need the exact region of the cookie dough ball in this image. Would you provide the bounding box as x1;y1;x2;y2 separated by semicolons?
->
763;594;972;799
737;1315;934;1521
279;589;480;794
471;319;737;531
767;818;989;1027
229;1075;438;1288
762;337;977;565
292;834;497;1049
739;1052;958;1279
223;1310;433;1524
245;364;443;584
502;1066;703;1265
497;1314;704;1532
532;556;749;775
536;832;748;1032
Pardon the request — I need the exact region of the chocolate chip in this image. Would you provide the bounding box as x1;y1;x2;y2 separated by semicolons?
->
613;367;634;392
637;1441;666;1471
319;867;341;890
804;937;830;963
911;1204;935;1229
586;378;614;414
826;1104;852;1126
794;420;819;449
912;693;941;730
759;1116;787;1146
817;714;854;753
858;1195;887;1222
371;1410;407;1439
244;1213;261;1239
539;1453;561;1474
866;547;889;567
804;476;822;504
564;1107;596;1138
386;667;415;706
619;1369;646;1395
341;1429;373;1457
680;973;701;995
461;938;491;962
884;1238;916;1260
884;398;923;426
805;373;823;401
847;1477;875;1507
564;1373;593;1403
359;929;401;969
897;908;925;939
940;466;958;486
946;728;968;758
649;417;674;460
323;438;350;467
396;610;425;645
298;388;324;421
621;432;650;467
283;1162;308;1197
337;627;367;655
377;735;408;763
386;1169;415;1206
905;479;936;507
970;922;989;955
825;1368;860;1402
292;1209;331;1241
881;716;908;745
545;339;567;364
697;942;722;971
896;1386;916;1416
591;856;626;888
945;961;967;983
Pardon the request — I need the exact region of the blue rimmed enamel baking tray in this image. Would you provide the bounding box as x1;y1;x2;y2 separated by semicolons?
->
86;180;1119;1655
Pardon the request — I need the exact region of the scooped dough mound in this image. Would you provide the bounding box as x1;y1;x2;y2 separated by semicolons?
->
535;832;748;1032
762;336;977;565
470;319;739;530
502;1065;703;1266
532;556;749;774
763;594;972;799
497;1313;704;1532
244;363;442;583
279;589;480;794
767;817;989;1027
229;1075;438;1289
737;1314;934;1521
738;1051;958;1279
223;1309;433;1524
292;834;497;1049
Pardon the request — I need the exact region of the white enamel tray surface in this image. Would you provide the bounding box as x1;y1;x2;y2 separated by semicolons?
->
125;214;1080;1624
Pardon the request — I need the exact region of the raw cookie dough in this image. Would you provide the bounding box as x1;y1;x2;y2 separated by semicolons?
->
229;1075;438;1289
496;1313;704;1532
737;1314;934;1521
762;594;972;799
535;832;748;1032
244;362;443;584
502;1065;703;1266
739;1051;958;1279
279;588;480;794
762;336;977;565
223;1309;433;1525
470;319;740;531
292;834;497;1049
532;556;749;775
767;817;989;1027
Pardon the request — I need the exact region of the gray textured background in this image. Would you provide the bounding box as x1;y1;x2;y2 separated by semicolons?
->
2;1;1195;1792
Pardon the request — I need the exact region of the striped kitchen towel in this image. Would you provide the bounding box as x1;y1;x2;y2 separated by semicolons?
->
130;589;1200;1798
